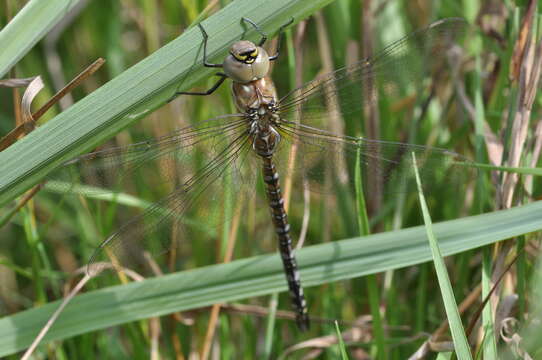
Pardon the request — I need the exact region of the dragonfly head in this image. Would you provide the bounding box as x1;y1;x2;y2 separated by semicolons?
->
230;40;259;64
224;41;270;83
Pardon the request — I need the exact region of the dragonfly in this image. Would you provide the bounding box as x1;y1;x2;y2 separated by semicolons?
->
49;17;471;331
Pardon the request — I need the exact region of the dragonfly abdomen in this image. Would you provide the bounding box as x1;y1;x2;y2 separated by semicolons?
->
261;156;310;331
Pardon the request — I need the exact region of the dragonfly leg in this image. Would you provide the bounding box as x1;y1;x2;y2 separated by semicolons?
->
268;17;294;61
197;23;223;68
168;73;228;101
241;17;268;46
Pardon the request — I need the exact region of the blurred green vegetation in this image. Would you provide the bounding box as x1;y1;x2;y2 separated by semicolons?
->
1;0;542;359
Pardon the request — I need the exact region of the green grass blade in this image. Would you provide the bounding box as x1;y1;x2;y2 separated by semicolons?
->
0;0;334;208
412;153;472;359
354;147;370;235
436;352;453;360
263;293;278;360
334;321;349;359
355;143;385;359
481;247;498;358
0;0;80;78
0;201;541;356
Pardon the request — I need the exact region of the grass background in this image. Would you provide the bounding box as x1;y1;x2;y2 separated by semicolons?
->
1;0;542;359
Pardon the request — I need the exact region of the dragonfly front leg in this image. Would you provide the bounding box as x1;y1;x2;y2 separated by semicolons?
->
169;73;228;101
268;17;294;61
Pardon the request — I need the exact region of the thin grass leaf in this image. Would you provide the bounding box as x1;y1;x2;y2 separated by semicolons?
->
412;152;472;359
334;321;349;360
355;145;385;359
482;247;498;358
263;293;279;360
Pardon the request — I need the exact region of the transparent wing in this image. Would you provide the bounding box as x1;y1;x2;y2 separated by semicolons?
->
46;114;249;195
46;114;260;276
88;131;257;276
266;18;472;211
276;18;466;127
272;120;476;203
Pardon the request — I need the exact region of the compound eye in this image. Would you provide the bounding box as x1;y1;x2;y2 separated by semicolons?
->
234;53;248;61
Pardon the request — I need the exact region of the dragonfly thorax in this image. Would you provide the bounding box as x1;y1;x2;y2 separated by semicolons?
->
246;93;281;157
231;76;277;113
223;40;270;83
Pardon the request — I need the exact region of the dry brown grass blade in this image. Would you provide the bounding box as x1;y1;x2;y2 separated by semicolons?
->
0;58;106;228
21;273;92;360
455;70;504;166
502;15;542;208
279;319;371;360
199;197;243;360
504;51;542;201
500;317;534;359
465;253;519;338
33;57;106;120
525;120;542;191
408;284;482;359
361;0;382;217
509;0;536;82
21;76;45;124
409;252;519;359
277;19;311;250
0;77;35;87
282;19;306;211
0;58;105;152
0;76;42;151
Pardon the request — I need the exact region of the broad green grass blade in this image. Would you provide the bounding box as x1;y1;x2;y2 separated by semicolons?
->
0;201;541;356
412;153;472;359
0;0;81;78
0;0;334;208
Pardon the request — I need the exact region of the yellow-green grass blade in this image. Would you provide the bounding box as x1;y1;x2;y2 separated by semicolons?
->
0;0;334;207
413;153;472;359
334;321;349;359
0;0;81;78
0;201;541;356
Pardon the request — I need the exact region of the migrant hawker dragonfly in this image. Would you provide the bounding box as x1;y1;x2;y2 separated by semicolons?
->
52;17;470;330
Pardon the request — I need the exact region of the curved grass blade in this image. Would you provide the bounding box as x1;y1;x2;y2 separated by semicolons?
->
413;153;472;360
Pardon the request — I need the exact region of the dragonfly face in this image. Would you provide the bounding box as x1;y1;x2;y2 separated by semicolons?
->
223;40;270;83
